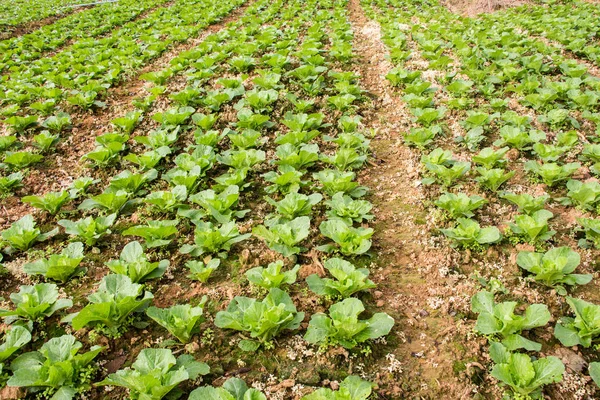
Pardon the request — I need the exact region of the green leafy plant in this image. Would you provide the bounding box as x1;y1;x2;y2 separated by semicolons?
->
1;214;58;252
494;126;544;150
554;297;600;348
218;148;266;170
33;131;59;152
275;143;319;171
304;298;394;349
23;242;85;283
564;180;600;211
185;259;220;283
488;342;564;399
67;274;153;336
106;241;168;283
266;192;323;221
68;177;98;198
188;185;249;223
125;146;171;171
589;362;600;389
440;218;501;249
517;247;591;294
42;113;71;133
146;298;207;343
111;111;142;134
510;210;555;243
313;169;367;198
58;214;116;246
423;161;471;187
318;219;373;255
122;220;179;248
306;258;376;299
3;115;38;134
78;190;137;215
0;283;72;323
472;147;509;169
434;193;487;219
475;167;514;192
0;172;23;195
264;166;306;195
22;190;70;215
524;161;580;187
96;348;208;400
471;291;550;351
501;192;549;215
245;260;300;289
325;192;373;224
190;377;266;400
152;107;195;127
180;222;250;258
253;216;310;257
0;325;31;377
0;136;18;152
3;151;43;169
577;217;600;248
144;186;187;214
107;169;157;195
215;288;304;351
7;335;104;400
301;376;372;400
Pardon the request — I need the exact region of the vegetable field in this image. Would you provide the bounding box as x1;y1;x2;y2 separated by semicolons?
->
1;0;600;397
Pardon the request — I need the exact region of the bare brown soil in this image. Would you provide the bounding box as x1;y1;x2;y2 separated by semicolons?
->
347;0;483;397
441;0;531;16
0;12;75;40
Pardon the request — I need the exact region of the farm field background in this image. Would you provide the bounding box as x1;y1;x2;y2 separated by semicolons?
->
0;0;600;398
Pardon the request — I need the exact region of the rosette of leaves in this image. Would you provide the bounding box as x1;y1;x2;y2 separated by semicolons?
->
23;242;85;283
185;259;220;283
215;288;304;351
189;377;266;400
488;342;564;400
66;274;153;336
0;326;31;379
554;297;600;348
245;260;300;289
434;192;487;219
577;217;600;248
301;376;373;400
58;214;116;246
501;192;549;215
22;190;71;215
306;258;376;298
516;247;592;294
187;185;249;223
1;214;58;252
7;335;104;400
146;297;207;343
0;283;72;324
440;218;501;249
325;192;373;224
318;219;373;255
180;222;250;258
122;219;179;248
471;291;550;351
509;209;555;243
253;216;310;257
96;348;208;400
265;192;323;221
304;298;394;349
105;241;168;283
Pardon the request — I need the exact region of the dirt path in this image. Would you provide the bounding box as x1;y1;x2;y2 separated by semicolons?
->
347;0;482;397
0;10;78;40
